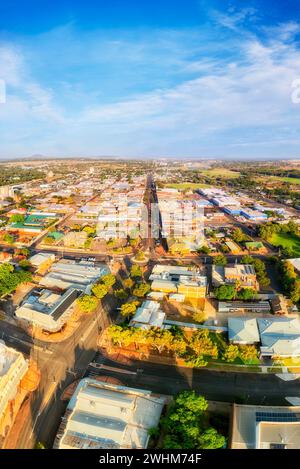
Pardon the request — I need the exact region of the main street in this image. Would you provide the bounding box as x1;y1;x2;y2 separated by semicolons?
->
4;296;114;448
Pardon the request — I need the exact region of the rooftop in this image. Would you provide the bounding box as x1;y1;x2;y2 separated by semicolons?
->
56;379;165;449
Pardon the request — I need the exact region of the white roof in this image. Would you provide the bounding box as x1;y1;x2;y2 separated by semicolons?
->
257;318;300;356
130;301;165;328
58;379;165;449
288;258;300;273
29;252;55;266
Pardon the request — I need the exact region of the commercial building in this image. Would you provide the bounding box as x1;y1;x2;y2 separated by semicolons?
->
29;252;55;273
212;264;259;290
39;259;109;292
230;404;300;449
240;208;268;221
15;287;82;332
0;341;28;426
54;379;165;449
150;264;207;299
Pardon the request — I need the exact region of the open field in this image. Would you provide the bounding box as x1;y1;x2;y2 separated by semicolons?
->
270;232;300;256
199;168;241;179
164;182;211;190
256;175;300;185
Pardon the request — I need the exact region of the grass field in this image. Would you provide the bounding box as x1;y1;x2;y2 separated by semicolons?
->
164;183;211;190
256;175;300;185
274;176;300;185
270;232;300;256
199;168;240;179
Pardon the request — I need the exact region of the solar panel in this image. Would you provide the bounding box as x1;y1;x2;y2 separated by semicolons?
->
256;412;300;423
270;443;287;449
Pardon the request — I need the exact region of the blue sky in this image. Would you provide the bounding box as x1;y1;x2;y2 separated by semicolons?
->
1;0;300;159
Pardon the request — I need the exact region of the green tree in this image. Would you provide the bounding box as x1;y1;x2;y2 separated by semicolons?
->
232;228;246;243
133;283;150;297
123;278;134;290
130;265;142;278
239;345;258;363
189;329;218;359
19;259;31;270
114;288;128;299
10;214;25;223
198;427;225;449
223;344;239;362
3;233;14;245
237;288;256;300
213;254;227;266
214;284;236;300
76;295;98;313
161;391;225;449
120;301;138;318
100;273;116;288
92;283;108;299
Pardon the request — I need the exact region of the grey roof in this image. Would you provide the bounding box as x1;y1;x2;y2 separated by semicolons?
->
257;318;300;356
228;317;260;344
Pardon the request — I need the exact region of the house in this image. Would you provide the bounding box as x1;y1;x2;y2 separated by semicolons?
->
271;295;289;315
212;264;259;290
228;317;260;344
129;301;166;329
257;317;300;358
54;379;165;449
230;403;300;449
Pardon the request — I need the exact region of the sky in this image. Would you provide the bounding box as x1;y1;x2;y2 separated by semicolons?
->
1;0;300;159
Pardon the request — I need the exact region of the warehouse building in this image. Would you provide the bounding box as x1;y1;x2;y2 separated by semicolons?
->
16;287;82;332
54;379;165;449
39;259;109;292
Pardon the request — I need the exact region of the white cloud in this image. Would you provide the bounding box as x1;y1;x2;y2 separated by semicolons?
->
1;17;300;158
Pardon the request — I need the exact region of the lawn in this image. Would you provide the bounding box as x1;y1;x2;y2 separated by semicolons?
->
276;177;300;185
269;232;300;256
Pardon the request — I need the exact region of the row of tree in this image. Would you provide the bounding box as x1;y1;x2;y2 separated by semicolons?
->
279;260;300;304
106;325;258;365
76;273;117;313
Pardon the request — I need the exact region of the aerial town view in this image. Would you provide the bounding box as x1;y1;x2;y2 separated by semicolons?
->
0;0;300;463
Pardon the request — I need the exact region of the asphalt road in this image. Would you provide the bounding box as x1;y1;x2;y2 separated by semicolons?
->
6;298;113;448
87;353;300;406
